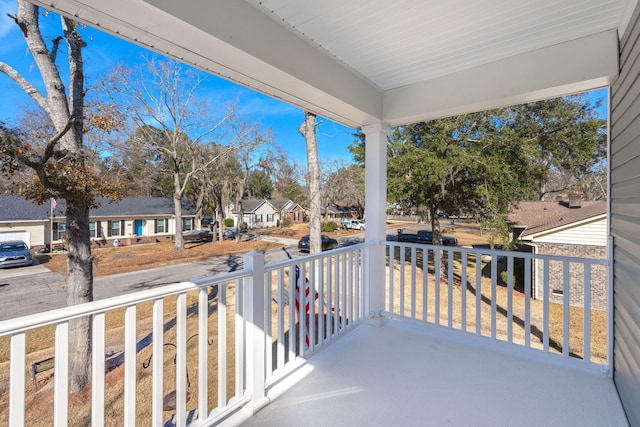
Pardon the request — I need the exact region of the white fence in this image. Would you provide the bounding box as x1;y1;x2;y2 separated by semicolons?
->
384;242;609;368
0;247;368;426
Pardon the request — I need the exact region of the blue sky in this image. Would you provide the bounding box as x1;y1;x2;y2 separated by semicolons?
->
0;0;358;167
1;0;608;168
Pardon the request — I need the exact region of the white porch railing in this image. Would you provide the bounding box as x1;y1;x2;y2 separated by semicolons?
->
0;242;609;425
0;246;368;426
384;242;609;370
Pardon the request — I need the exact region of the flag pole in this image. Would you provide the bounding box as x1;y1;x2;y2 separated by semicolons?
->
50;198;54;252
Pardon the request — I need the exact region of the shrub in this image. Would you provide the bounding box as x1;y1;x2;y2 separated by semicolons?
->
224;218;234;227
321;221;338;232
281;217;291;227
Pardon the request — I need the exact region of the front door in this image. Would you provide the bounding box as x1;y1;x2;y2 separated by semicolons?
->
134;219;143;236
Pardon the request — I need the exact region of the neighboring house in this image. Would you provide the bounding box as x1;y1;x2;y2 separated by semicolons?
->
323;203;356;222
231;199;304;228
509;199;607;310
0;195;196;248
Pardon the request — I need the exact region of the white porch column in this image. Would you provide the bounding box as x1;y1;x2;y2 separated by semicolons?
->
363;122;390;321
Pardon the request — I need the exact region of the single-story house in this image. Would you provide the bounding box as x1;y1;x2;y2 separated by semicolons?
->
509;198;607;310
323;203;357;222
231;199;304;228
0;195;196;248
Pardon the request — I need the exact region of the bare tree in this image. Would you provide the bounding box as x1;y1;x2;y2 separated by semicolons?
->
299;112;321;253
107;58;237;250
0;1;120;392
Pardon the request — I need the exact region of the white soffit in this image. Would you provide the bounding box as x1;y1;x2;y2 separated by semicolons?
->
32;0;631;128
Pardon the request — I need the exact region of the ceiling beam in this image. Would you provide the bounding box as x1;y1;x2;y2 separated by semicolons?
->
383;30;619;125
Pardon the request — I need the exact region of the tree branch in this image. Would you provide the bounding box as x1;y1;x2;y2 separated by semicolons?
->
0;62;49;113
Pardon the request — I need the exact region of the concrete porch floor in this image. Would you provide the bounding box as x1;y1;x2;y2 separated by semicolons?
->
240;319;627;426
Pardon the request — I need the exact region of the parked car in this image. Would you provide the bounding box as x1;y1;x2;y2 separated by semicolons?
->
182;229;213;242
345;220;366;230
298;234;339;253
397;230;457;246
0;240;33;268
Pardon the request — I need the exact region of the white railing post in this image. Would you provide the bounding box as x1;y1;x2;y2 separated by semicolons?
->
243;252;266;411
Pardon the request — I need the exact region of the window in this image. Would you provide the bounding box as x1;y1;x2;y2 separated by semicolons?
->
54;222;66;241
155;218;167;233
256;214;263;224
89;222;97;238
294;211;299;221
183;218;193;231
110;220;121;237
267;214;274;223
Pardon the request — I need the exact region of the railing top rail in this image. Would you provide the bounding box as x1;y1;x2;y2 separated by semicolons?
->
265;242;371;271
385;241;609;266
0;268;252;336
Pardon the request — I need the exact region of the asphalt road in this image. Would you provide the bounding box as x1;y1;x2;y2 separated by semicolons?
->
0;236;367;322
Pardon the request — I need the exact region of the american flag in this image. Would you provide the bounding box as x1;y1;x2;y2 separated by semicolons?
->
294;265;318;348
51;198;57;211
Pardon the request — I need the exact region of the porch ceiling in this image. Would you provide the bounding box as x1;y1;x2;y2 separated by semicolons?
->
32;0;633;127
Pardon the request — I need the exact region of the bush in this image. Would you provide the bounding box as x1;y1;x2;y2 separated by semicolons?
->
224;218;234;227
281;217;291;227
321;221;338;232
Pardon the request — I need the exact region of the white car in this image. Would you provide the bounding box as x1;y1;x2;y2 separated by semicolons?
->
346;220;366;230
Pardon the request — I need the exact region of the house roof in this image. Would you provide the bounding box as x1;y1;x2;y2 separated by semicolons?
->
508;200;606;237
34;0;631;128
0;196;195;221
235;199;300;213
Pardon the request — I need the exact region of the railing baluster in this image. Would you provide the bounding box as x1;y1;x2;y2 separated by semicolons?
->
288;265;296;361
525;257;531;348
334;254;339;334
543;259;550;352
124;306;137;427
400;246;405;316
9;332;26;427
92;313;105;427
389;244;395;314
507;255;514;343
152;298;164;427
461;252;467;332
309;260;316;349
218;282;227;409
318;257;325;344
340;252;344;333
198;287;209;420
476;252;482;336
563;261;570;357
299;262;306;355
435;250;441;326
176;293;187;427
584;263;592;363
348;251;354;328
326;256;333;339
266;272;273;370
235;278;244;398
448;249;453;329
54;322;69;427
411;246;417;318
491;255;497;339
423;247;428;322
355;249;361;321
277;268;285;369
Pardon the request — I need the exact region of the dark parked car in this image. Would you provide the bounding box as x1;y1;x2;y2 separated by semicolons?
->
298;234;339;253
397;230;457;246
0;240;33;268
182;229;213;242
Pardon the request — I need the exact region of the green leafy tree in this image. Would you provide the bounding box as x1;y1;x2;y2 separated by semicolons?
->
247;169;274;198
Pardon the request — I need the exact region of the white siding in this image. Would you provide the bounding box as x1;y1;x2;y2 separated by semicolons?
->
0;223;46;247
528;217;607;246
611;2;640;425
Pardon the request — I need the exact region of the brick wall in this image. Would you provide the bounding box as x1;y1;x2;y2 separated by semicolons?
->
535;243;607;311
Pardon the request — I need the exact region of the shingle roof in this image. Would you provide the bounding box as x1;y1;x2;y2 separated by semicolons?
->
508;200;606;237
0;196;195;221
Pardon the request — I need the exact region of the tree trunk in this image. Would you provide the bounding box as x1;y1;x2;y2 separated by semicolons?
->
65;203;93;392
300;112;321;254
174;191;184;250
429;202;448;283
